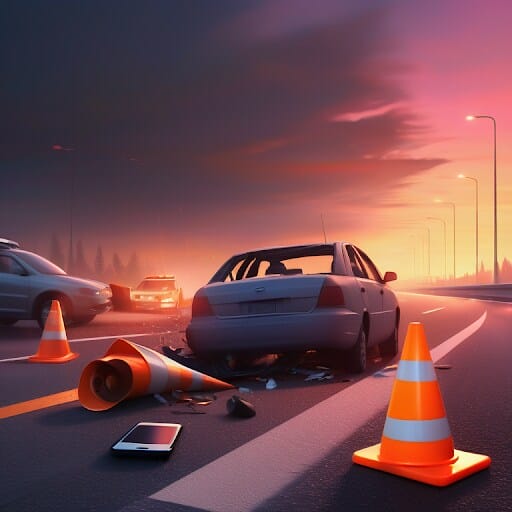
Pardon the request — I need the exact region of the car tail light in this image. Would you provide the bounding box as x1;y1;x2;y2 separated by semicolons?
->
316;278;345;308
192;294;214;317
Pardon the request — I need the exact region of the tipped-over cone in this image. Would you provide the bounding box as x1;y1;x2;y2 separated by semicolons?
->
78;338;233;411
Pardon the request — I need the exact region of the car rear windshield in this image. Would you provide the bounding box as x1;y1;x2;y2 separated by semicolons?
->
15;250;66;275
137;279;176;291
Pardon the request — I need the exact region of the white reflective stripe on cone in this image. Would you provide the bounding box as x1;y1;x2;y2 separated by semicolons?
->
396;360;437;382
42;330;67;340
134;344;172;393
383;417;451;442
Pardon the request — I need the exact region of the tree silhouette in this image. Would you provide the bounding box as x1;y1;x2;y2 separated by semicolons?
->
74;240;91;277
94;246;105;279
49;233;66;270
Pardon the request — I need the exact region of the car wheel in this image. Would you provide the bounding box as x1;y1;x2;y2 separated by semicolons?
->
37;297;71;329
0;318;18;326
346;325;367;373
380;323;399;356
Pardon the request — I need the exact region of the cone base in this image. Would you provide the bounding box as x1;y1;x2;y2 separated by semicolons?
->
353;444;491;487
28;352;79;364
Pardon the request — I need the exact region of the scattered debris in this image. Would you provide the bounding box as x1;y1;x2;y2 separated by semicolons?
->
238;387;252;394
304;371;334;382
265;378;277;390
226;395;256;418
435;364;452;370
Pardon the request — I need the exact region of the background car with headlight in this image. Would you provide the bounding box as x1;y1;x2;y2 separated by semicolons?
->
186;242;399;373
0;238;112;328
130;275;182;312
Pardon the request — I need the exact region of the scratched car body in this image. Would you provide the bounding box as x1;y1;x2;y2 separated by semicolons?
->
186;242;399;372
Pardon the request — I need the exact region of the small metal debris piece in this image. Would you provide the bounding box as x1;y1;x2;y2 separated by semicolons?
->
435;364;452;370
304;371;333;382
226;395;256;418
265;378;277;390
153;393;169;404
238;387;252;394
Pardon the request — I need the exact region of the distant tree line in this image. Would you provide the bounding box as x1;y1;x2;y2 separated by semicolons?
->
48;233;143;286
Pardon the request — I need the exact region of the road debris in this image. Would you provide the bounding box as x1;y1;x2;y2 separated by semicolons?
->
226;395;256;418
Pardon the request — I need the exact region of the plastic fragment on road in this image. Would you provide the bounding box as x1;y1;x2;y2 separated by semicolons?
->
265;378;277;390
226;395;256;418
304;371;333;382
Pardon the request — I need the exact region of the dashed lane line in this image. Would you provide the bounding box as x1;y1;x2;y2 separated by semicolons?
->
422;307;445;314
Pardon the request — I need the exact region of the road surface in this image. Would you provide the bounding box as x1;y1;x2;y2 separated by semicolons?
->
0;293;510;511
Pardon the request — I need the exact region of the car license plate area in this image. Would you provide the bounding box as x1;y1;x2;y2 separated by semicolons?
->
247;301;277;314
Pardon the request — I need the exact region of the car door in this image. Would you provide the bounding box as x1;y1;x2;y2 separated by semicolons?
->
345;245;385;346
0;254;31;316
354;246;395;343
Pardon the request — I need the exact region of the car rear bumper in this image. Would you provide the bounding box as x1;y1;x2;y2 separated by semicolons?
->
186;309;361;356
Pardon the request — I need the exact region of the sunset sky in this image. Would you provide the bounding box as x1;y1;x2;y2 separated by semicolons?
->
1;0;511;295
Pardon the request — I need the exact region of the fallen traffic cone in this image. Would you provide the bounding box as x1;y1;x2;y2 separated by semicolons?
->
352;322;491;486
29;300;78;363
78;338;234;411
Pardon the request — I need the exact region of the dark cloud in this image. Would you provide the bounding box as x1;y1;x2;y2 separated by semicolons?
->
0;1;447;286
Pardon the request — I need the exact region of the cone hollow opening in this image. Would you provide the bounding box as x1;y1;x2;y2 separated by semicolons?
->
79;359;133;410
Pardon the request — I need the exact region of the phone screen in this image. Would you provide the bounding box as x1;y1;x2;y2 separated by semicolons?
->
123;424;180;444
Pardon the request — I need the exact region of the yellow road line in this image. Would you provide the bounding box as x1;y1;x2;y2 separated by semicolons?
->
0;388;78;419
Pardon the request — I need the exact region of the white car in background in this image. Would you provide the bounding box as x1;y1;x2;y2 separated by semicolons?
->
0;238;112;328
186;242;399;373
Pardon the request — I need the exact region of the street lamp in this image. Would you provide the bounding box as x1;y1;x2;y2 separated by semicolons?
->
434;199;456;281
457;173;479;280
466;114;498;283
52;144;75;273
427;216;447;281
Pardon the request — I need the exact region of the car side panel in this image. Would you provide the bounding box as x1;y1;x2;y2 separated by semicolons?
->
0;274;31;317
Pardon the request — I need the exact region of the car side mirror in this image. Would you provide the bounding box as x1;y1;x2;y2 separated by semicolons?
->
383;271;397;283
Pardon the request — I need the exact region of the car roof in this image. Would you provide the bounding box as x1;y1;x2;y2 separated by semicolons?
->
0;238;20;249
229;242;343;258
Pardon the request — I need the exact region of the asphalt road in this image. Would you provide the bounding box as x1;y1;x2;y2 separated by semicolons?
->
0;293;510;512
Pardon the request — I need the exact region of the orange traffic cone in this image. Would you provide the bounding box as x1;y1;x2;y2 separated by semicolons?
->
353;322;491;486
78;338;234;411
29;300;78;363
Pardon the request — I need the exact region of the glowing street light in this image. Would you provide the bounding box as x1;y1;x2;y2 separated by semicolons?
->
434;199;456;281
458;173;479;280
427;216;447;281
466;114;498;283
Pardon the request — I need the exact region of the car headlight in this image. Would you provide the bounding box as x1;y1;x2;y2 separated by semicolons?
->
160;297;175;303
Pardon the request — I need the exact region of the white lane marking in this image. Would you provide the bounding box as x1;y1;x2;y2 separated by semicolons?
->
150;312;487;512
0;331;170;363
422;307;445;315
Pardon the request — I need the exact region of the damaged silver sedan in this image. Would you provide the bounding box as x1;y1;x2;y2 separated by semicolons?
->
186;242;399;373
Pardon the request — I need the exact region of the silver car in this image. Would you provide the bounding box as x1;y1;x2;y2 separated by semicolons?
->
0;238;112;328
186;242;399;373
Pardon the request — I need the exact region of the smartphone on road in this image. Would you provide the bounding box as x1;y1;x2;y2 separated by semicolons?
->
111;422;182;458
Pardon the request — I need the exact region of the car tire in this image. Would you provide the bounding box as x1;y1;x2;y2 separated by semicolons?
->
380;322;399;357
346;325;367;373
37;296;71;329
0;318;18;326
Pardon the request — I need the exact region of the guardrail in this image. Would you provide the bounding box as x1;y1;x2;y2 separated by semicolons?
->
413;284;512;302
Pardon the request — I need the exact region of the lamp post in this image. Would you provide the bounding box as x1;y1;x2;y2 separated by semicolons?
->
427;216;447;281
457;173;479;280
434;199;456;281
466;114;498;283
52;144;75;273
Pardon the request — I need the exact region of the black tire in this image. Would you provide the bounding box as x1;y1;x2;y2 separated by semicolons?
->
346;325;367;373
0;318;18;326
37;297;71;329
380;323;399;356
